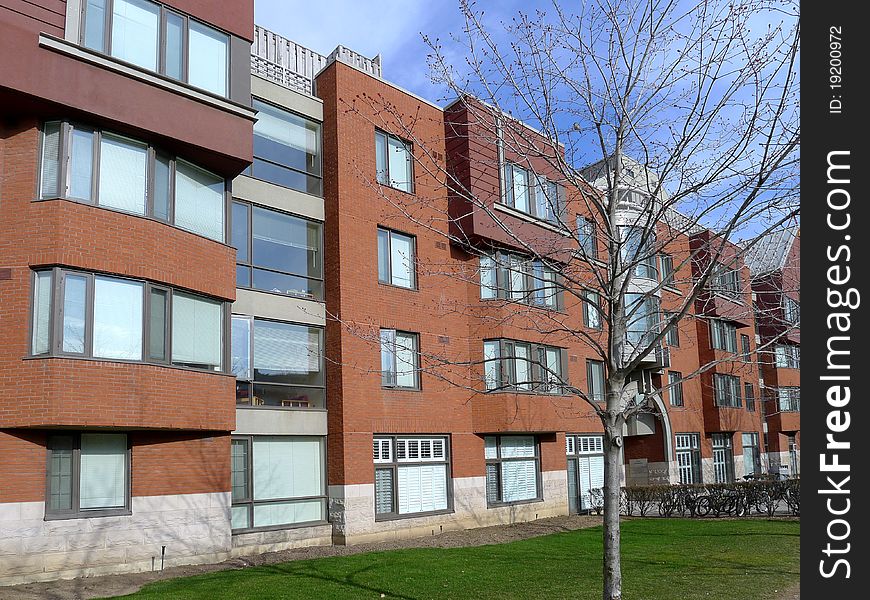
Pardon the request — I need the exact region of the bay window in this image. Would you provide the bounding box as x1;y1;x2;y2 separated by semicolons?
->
774;344;800;368
502;162;564;224
713;374;742;408
783;296;800;326
478;251;561;309
624;293;660;348
619;225;657;280
483;339;566;394
709;319;738;352
777;387;800;412
39;121;227;242
373;436;451;518
485;435;541;506
712;263;741;300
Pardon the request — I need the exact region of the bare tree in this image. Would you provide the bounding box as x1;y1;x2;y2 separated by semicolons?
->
334;1;799;598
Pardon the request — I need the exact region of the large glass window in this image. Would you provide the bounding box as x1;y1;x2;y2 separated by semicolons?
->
502;162;562;224
624;293;660;348
777;387;800;412
774;344;800;368
712;433;734;483
709;319;738;352
713;374;742;408
377;228;415;289
39;121;226;242
485;435;540;506
232;317;325;409
230;436;326;531
31;268;224;371
619;225;657;280
46;433;129;518
742;433;761;478
375;130;413;193
675;433;701;484
246;100;322;195
583;290;602;329
373;436;450;518
712;263;742;300
478;251;561;309
82;0;229;97
483;339;566;394
380;329;420;389
232;202;323;300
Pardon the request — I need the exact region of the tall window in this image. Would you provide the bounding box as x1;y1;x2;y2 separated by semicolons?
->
675;433;701;484
712;263;741;300
742;433;761;478
31;269;223;371
668;371;684;407
583;291;602;329
82;0;229;96
712;433;734;483
774;344;800;368
502;162;563;223
375;130;413;193
380;330;420;389
485;436;540;506
232;202;323;300
484;340;566;394
624;293;660;348
246;100;322;195
577;216;598;260
377;228;416;289
46;433;129;518
232;317;325;408
40;121;226;241
744;383;756;412
230;436;326;531
777;387;800;412
373;436;450;518
586;360;605;404
740;334;751;362
659;254;675;287
664;313;680;346
782;296;800;326
478;252;560;309
619;225;657;280
709;319;738;352
713;374;742;408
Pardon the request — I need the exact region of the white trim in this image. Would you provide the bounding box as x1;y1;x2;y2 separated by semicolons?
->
38;34;257;120
492;202;571;236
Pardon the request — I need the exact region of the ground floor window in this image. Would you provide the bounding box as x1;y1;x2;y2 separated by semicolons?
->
485;435;541;506
788;435;799;476
231;435;326;531
741;432;761;477
675;433;701;484
46;432;130;518
712;433;734;483
566;434;604;513
373;436;451;518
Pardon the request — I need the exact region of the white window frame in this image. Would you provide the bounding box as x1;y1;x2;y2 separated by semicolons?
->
373;435;451;519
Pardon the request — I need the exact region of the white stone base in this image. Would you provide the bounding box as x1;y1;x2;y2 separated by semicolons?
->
329;470;569;545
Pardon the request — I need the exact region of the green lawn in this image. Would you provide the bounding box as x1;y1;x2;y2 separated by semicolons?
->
109;519;799;600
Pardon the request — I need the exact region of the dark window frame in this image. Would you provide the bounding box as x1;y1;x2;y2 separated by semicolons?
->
711;433;735;483
484;339;568;395
782;296;800;326
668;371;684;407
45;432;132;520
583;290;603;330
577;215;599;260
664;312;680;347
744;382;756;412
711;262;742;301
709;319;738;353
478;251;563;311
377;227;418;290
380;329;421;390
373;435;453;521
586;359;605;404
740;334;751;362
375;129;415;194
502;161;564;225
777;386;801;412
674;433;702;484
713;373;742;408
659;253;676;288
484;435;543;508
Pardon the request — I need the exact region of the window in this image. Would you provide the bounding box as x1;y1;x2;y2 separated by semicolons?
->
502;162;563;223
375;130;413;193
485;436;541;506
668;371;684;407
380;330;420;389
565;435;604;513
232;202;323;300
231;436;326;531
377;228;416;289
583;291;602;329
744;383;756;412
712;263;741;300
742;433;761;478
664;312;680;346
484;340;566;394
232;317;325;409
373;436;450;518
39;121;226;241
774;344;800;368
46;433;129;518
31;268;223;370
587;360;605;404
777;387;800;412
712;433;734;483
577;216;598;260
478;252;561;309
245;100;322;195
675;433;701;484
782;296;800;326
624;293;660;348
713;374;741;408
82;0;229;97
619;225;657;280
659;254;675;288
740;335;751;362
709;319;738;353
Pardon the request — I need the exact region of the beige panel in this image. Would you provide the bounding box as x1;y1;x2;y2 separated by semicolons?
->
232;288;325;325
252;75;324;120
234;408;328;436
231;175;325;222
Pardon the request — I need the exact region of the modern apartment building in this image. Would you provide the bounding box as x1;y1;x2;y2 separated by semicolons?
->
0;8;790;584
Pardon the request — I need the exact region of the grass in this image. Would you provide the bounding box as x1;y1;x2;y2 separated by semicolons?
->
108;519;799;600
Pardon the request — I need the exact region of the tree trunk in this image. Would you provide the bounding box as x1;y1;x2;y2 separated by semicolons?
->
602;405;623;599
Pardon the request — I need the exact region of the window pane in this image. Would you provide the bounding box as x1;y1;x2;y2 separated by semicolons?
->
62;274;87;354
501;459;537;502
545;348;561;391
83;0;106;51
164;12;184;81
252;207;321;280
236;265;252;288
500;436;535;458
514;343;531;391
153;154;171;221
375;132;388;185
47;436;74;511
394;332;417;388
231;440;248;501
253;320;322;385
253;499;323;528
252;436;324;500
511;165;528;212
387;137;411;192
480;256;496;299
148;288;167;361
231;317;251;380
485;463;499;503
93;276;143;360
397;464;447;514
231;505;250;529
40;122;61;198
111;0;159;71
231;202;249;263
375;468;394;514
380;329;396;387
377;229;390;283
175;160;225;241
171;292;222;370
248;159;322;195
32;271;53;355
188;21;228;96
80;433;126;509
251;384;324;409
252;268;322;300
69;128;94;200
389;232;414;288
99;134;147;215
483;341;499;390
253;100;321;176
